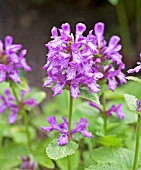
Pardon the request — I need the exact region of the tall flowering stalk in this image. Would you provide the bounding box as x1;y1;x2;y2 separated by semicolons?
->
43;23;96;169
43;22;126;168
0;35;37;153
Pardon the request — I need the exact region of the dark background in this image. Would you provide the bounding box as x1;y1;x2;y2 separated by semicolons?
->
0;0;140;91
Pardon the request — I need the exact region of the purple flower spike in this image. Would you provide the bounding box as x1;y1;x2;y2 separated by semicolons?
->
41;116;93;146
43;22;126;98
0;35;31;83
128;53;141;73
43;22;103;100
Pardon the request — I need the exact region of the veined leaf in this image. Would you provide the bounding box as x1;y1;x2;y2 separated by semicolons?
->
86;147;134;170
124;94;137;112
80;87;101;106
85;162;129;170
46;139;79;160
98;135;123;147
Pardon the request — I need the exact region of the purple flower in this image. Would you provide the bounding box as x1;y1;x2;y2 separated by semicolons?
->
41;116;93;146
86;22;126;91
20;156;37;170
0;36;31;83
43;23;103;99
0;88;37;124
128;53;141;73
89;102;124;119
106;104;124;119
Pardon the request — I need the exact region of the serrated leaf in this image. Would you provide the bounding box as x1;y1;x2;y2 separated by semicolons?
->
99;135;123;147
107;0;119;6
85;162;129;170
46;139;79;160
33;140;54;169
124;94;137;112
89;147;133;169
126;76;141;83
80;87;100;106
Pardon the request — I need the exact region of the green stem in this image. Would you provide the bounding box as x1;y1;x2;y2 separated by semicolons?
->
68;155;72;170
68;94;73;170
23;110;32;153
101;92;107;135
10;83;32;153
68;95;73;134
133;114;141;170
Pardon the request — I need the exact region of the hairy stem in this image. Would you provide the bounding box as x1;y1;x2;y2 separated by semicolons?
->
68;94;73;170
133;114;141;170
101;92;107;135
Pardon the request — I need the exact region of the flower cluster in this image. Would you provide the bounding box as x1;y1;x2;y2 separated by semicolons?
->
43;22;126;99
0;36;31;83
0;89;37;124
89;102;124;119
20;156;37;170
41;116;93;146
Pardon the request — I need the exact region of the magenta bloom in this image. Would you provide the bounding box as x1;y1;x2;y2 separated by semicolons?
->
87;22;126;91
89;101;124;119
128;53;141;73
41;116;93;146
0;36;31;83
43;22;126;99
0;89;37;124
43;23;103;99
20;156;37;170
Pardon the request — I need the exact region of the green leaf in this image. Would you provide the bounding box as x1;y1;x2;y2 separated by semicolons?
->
33;140;55;169
10;125;36;144
0;144;27;169
87;147;133;170
124;94;137;112
85;162;129;170
80;87;100;106
56;150;80;170
107;0;119;6
98;135;123;147
46;139;79;160
126;76;141;83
